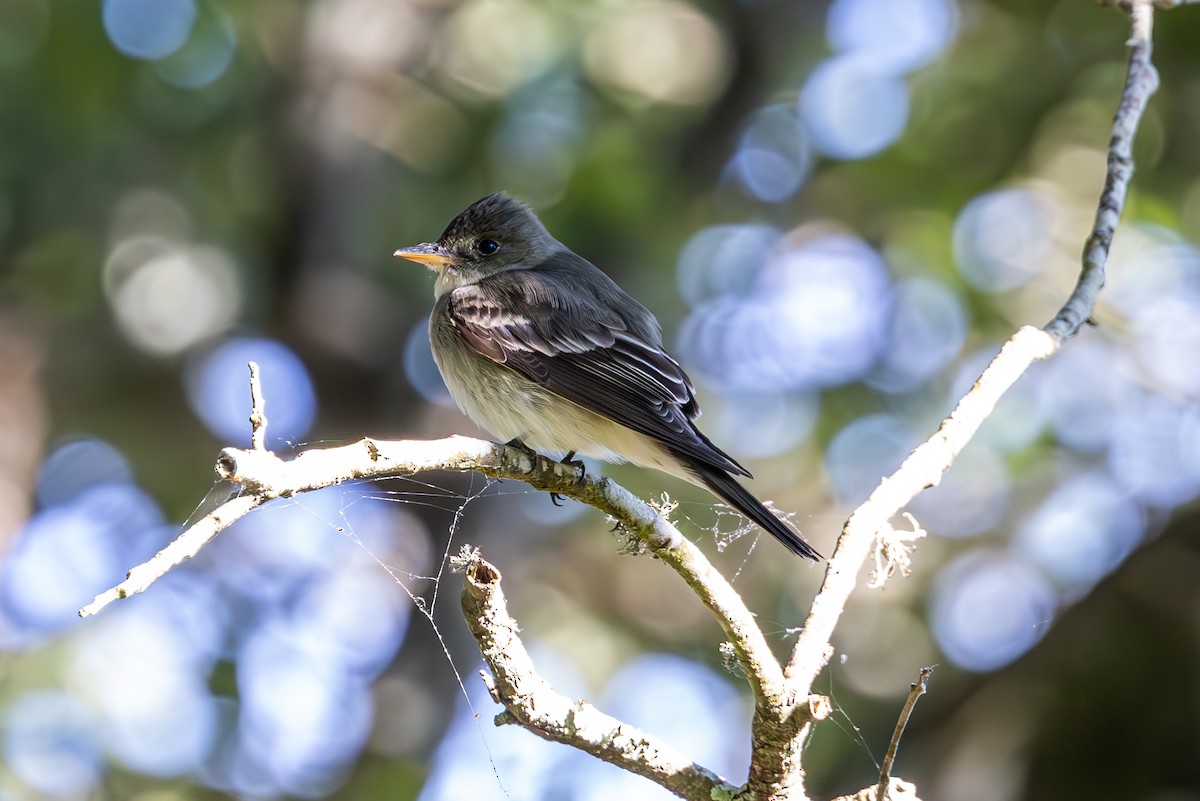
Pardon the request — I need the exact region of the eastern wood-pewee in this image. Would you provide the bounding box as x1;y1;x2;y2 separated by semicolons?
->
395;193;819;560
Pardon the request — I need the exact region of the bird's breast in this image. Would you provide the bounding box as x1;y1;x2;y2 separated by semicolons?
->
427;313;689;480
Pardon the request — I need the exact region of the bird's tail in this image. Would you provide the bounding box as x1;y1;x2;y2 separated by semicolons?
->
693;465;821;560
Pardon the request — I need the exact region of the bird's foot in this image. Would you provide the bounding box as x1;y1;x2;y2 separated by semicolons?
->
504;438;540;461
560;450;586;484
549;453;586;506
504;437;529;450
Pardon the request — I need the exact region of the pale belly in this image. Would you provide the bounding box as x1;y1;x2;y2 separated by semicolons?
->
430;325;693;483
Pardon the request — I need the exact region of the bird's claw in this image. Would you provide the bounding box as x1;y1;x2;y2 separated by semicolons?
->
560;450;586;484
550;452;584;506
504;438;538;458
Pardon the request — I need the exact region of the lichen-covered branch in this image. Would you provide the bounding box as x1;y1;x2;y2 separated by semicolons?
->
457;547;737;801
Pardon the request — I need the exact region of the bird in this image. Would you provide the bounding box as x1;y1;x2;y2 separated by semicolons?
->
394;193;820;560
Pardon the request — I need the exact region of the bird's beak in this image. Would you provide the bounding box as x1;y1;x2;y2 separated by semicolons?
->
393;243;454;270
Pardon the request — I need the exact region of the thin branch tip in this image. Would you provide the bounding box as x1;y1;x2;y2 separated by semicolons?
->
877;667;934;801
247;361;268;452
786;0;1158;719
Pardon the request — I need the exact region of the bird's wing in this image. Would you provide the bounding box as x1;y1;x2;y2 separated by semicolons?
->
445;267;750;477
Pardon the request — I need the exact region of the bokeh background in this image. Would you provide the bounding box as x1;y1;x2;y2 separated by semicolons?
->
2;0;1200;799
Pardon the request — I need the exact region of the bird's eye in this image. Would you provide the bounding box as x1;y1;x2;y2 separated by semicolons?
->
476;239;499;256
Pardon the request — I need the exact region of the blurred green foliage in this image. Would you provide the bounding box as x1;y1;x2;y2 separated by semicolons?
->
2;0;1200;799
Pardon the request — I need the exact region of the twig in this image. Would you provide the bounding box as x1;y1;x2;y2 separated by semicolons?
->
784;0;1162;698
247;361;268;451
81;360;272;618
456;547;737;801
877;667;934;801
78;493;263;617
785;327;1054;691
1047;0;1158;342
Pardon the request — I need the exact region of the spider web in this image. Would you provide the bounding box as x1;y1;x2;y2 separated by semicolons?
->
279;468;582;798
204;461;858;797
170;461;539;796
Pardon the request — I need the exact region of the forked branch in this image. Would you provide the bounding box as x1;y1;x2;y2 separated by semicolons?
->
79;380;806;800
75;2;1168;798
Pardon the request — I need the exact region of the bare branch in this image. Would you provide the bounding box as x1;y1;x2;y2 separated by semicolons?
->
79;492;263;617
456;547;736;801
1047;0;1158;342
78;433;787;709
247;361;268;451
877;667;933;801
80;419;816;795
763;11;1168;783
783;0;1162;699
785;326;1054;690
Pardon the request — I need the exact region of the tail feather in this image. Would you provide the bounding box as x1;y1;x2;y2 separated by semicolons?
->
694;465;821;561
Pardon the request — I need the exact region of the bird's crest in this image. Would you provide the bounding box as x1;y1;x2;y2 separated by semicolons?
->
438;193;537;246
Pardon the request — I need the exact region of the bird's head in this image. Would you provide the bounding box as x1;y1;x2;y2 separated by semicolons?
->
394;193;558;292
